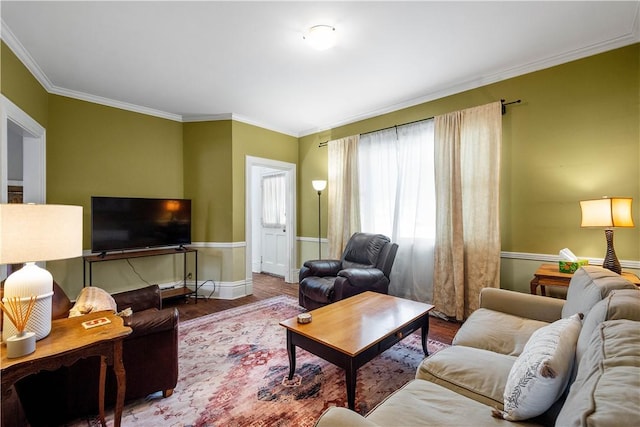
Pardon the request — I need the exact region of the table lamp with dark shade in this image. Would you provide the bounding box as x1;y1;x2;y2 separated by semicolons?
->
580;197;634;275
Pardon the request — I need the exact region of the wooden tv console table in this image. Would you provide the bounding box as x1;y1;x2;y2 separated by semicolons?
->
83;247;198;302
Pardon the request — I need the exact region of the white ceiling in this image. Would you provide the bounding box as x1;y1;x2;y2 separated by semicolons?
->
1;1;638;137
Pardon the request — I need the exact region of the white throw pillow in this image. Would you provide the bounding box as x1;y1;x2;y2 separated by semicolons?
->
496;313;582;421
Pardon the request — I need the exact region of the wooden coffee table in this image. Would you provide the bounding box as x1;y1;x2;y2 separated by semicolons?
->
280;291;434;410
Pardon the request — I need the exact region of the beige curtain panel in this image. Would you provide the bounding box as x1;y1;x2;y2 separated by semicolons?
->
327;135;361;259
433;101;502;320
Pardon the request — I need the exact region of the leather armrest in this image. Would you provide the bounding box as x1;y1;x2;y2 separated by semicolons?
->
113;284;162;312
126;307;178;339
301;259;342;278
337;268;385;286
479;288;564;323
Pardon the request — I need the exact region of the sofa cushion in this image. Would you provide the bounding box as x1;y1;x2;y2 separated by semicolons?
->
576;289;640;365
416;345;515;409
561;266;635;319
556;319;640;427
499;313;582;421
363;379;542;427
453;308;548;356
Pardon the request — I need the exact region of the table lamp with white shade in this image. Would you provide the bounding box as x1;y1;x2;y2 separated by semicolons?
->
1;204;83;356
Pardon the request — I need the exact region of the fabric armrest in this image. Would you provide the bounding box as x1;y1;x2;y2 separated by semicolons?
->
480;288;564;323
314;407;380;427
113;284;162;312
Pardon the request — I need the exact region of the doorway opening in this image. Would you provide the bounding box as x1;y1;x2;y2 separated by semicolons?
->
245;156;296;285
1;95;47;279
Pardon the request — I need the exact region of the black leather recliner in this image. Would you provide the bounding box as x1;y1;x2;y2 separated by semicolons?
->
298;232;399;310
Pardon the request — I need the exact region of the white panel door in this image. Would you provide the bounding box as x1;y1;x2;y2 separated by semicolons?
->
260;172;287;276
261;226;287;276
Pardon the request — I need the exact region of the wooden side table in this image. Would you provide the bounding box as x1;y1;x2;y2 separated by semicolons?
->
1;311;131;427
530;263;640;296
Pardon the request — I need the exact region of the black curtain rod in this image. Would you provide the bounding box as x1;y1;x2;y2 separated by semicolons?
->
318;99;521;147
317;117;432;148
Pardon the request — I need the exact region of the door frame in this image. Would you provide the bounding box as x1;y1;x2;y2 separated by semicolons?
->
245;156;297;283
1;95;47;279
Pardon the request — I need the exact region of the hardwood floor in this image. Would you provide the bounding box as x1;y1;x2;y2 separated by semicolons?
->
164;273;460;345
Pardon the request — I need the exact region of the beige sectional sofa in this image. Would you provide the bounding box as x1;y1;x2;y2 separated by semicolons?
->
315;266;640;426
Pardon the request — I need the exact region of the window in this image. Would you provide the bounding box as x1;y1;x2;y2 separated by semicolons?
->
261;173;286;228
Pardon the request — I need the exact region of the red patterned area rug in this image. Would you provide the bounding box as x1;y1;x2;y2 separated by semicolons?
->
71;295;448;427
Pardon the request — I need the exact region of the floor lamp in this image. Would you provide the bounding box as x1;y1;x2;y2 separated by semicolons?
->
312;180;327;259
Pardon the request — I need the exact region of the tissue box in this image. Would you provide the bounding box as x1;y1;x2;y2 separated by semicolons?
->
559;259;588;273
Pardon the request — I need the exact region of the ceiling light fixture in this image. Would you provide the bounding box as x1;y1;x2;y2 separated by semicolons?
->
304;25;337;51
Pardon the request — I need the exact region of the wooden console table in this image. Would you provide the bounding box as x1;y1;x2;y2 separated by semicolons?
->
83;247;198;302
530;263;640;296
1;312;132;427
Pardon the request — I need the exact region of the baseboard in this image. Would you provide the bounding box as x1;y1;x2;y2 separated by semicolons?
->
180;279;253;300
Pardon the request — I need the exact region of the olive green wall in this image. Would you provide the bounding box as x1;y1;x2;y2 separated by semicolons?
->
299;44;639;292
47;95;184;297
47;95;184;243
181;120;297;292
231;120;298;241
183;120;233;243
1;42;48;127
299;44;639;264
2;38;638;298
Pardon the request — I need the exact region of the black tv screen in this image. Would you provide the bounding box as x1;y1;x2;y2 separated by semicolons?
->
91;196;192;253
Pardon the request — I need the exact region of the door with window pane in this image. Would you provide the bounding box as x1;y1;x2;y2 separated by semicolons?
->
260;173;287;276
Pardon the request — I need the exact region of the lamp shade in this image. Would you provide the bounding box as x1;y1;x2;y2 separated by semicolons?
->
312;180;327;192
1;204;83;341
580;197;634;228
0;204;83;264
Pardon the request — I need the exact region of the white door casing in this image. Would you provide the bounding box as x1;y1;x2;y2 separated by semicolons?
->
245;156;296;284
1;95;47;279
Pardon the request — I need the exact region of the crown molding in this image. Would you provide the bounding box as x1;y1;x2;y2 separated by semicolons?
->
49;86;183;122
3;6;638;139
1;19;53;92
183;113;298;137
298;12;640;137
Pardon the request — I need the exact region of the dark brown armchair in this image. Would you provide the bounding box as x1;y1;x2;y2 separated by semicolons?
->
298;233;398;310
13;283;179;426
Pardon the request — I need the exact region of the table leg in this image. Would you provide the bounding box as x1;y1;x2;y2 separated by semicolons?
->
530;277;539;295
113;340;126;427
286;330;296;380
421;315;430;356
345;360;357;410
98;355;107;427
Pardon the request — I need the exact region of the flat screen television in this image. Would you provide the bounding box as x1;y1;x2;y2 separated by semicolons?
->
91;196;192;253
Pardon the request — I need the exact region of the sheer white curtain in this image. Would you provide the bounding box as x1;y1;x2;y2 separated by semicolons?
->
261;173;286;228
359;120;436;302
327;135;361;259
